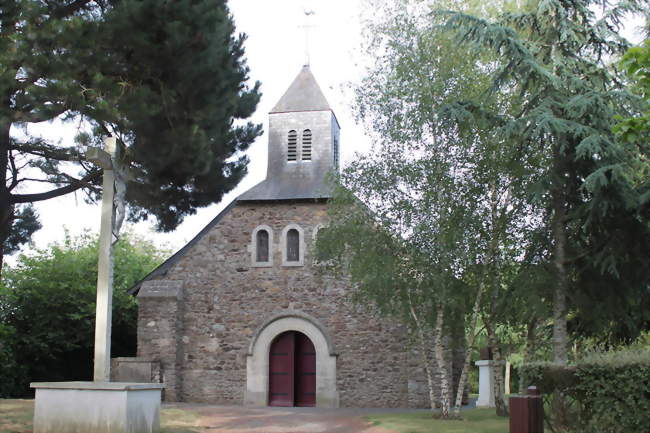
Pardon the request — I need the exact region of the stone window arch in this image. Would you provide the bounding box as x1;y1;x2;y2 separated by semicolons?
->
281;224;304;266
312;223;326;241
251;225;273;267
311;224;329;265
301;129;312;161
287;130;297;162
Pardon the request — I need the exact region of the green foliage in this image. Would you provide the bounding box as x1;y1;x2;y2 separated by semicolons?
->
519;349;650;433
614;39;650;145
2;205;41;255
0;231;165;397
1;0;262;268
437;0;650;353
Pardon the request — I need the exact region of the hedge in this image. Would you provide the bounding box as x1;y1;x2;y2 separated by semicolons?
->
519;349;650;433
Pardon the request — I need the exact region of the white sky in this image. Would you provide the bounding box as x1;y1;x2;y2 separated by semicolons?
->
10;0;373;262
7;0;646;263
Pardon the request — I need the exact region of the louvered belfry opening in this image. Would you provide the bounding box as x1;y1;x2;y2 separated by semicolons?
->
287;130;297;161
256;230;269;262
333;136;339;169
301;129;312;161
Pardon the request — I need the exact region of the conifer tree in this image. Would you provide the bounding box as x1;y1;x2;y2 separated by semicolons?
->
0;0;262;273
439;0;649;363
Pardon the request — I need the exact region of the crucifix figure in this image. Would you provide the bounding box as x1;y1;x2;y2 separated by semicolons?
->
300;5;316;66
86;136;127;381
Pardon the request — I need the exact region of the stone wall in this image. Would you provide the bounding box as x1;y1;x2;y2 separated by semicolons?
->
137;200;454;407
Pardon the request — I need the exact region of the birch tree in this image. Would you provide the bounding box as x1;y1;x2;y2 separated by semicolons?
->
316;0;541;417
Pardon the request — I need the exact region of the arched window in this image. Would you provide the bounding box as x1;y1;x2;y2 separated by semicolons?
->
301;129;312;161
281;224;304;266
286;229;300;261
251;225;273;266
287;130;297;162
256;230;269;262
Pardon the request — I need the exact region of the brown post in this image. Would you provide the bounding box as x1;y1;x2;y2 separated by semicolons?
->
509;386;544;433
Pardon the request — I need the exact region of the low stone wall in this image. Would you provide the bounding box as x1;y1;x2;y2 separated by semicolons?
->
111;358;161;383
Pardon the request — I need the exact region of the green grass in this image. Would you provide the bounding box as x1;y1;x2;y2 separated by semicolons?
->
0;400;33;433
160;407;202;433
366;408;508;433
0;399;202;433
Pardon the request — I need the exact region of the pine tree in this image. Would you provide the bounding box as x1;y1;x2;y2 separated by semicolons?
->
0;0;261;273
439;0;649;363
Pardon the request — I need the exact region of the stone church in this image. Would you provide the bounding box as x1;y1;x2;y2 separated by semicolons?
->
125;66;453;408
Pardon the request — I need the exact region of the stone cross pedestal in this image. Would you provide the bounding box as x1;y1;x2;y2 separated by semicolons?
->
475;359;502;408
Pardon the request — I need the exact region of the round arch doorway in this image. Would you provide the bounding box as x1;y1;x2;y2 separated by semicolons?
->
268;331;316;407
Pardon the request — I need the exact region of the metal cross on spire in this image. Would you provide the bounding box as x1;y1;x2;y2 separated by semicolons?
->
300;5;316;66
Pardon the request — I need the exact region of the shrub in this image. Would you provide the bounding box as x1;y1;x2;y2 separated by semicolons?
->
0;232;165;397
519;349;650;433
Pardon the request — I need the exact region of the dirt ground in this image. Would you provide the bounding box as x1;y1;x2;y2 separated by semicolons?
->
0;399;399;433
162;403;400;433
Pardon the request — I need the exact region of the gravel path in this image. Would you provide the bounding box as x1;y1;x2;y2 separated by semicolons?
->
163;404;402;433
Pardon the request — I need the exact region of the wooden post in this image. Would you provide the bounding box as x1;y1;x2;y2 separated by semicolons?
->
87;137;118;382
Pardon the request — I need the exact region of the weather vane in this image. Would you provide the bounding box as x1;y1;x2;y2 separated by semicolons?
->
300;6;316;66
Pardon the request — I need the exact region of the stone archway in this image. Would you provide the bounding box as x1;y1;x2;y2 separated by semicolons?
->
244;311;339;408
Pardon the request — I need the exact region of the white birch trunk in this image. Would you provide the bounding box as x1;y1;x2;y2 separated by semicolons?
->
452;282;484;417
407;296;437;417
433;305;450;418
487;322;507;416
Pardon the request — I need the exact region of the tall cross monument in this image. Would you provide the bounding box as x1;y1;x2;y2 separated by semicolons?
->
86;136;124;381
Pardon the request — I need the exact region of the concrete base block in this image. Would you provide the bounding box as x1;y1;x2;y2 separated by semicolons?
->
475;360;505;408
31;381;164;433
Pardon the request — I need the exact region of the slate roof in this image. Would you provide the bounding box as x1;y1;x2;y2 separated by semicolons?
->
270;65;331;113
236;174;333;202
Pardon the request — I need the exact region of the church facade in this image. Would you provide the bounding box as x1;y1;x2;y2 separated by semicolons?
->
129;66;449;408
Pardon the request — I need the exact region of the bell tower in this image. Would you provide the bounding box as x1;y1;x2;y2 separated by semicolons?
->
239;66;340;201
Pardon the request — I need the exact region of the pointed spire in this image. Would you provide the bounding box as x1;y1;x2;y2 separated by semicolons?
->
270;66;331;113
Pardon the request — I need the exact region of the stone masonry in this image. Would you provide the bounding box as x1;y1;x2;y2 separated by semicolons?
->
135;201;447;407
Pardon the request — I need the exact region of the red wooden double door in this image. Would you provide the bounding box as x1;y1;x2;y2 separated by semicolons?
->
268;331;316;407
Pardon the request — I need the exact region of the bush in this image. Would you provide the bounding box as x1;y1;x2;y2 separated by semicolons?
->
0;232;165;397
519;349;650;433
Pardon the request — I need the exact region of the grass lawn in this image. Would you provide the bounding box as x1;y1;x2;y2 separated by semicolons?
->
366;408;508;433
0;399;203;433
0;400;33;433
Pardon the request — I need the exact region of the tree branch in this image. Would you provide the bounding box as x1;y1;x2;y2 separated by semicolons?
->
11;142;81;162
51;0;94;19
11;170;102;204
12;105;68;124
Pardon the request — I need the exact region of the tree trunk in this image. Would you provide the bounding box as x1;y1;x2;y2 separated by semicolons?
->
433;305;451;418
452;282;484;417
1;113;12;277
551;148;569;366
407;296;438;417
486;321;508;416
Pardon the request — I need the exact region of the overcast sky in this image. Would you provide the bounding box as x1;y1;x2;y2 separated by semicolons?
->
9;0;646;262
12;0;372;262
